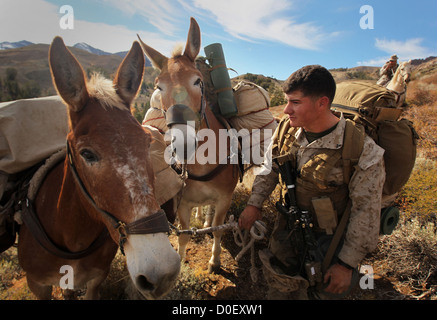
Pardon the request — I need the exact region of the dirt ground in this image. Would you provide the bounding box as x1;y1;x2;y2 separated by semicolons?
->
163;228;407;301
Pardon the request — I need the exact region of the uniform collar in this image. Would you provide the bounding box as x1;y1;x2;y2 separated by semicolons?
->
295;114;346;150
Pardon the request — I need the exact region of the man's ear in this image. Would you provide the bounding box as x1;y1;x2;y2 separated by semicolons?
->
318;96;331;109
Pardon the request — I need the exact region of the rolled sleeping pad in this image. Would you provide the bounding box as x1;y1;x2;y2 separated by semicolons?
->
204;43;238;118
380;206;400;235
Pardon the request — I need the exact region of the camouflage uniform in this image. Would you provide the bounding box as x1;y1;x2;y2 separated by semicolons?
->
248;115;385;299
377;61;399;87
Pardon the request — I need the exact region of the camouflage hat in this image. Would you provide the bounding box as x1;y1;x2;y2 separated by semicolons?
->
390;55;398;61
258;249;309;293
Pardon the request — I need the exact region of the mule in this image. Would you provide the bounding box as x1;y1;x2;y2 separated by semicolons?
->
386;60;412;107
17;36;180;300
138;18;239;272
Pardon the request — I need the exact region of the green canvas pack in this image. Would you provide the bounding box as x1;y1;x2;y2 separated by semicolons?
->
331;81;418;198
332;81;401;122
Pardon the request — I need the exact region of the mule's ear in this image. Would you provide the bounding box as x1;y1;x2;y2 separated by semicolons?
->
114;41;145;106
49;36;89;112
184;17;201;62
137;34;168;71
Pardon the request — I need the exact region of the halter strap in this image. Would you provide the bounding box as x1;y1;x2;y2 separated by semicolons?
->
66;143;169;254
20;144;170;259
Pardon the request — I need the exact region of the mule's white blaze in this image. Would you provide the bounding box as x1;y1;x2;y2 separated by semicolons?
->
124;233;180;299
113;156;153;219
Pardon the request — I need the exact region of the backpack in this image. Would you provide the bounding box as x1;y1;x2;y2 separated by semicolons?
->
332;80;419;198
332;81;400;121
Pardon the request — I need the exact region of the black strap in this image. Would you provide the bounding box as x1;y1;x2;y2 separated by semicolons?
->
21;198;110;260
171;163;227;182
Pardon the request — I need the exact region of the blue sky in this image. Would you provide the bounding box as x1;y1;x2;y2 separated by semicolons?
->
1;0;436;80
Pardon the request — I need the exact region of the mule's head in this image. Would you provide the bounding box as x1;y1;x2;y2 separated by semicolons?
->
138;18;203;162
387;60;412;94
49;36;180;299
399;60;412;84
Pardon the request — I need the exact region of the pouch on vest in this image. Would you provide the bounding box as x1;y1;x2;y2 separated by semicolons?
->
311;197;337;235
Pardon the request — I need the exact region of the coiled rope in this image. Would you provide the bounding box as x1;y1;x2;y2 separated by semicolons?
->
169;215;267;282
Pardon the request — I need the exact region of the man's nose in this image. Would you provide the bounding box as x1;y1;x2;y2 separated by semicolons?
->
283;102;292;114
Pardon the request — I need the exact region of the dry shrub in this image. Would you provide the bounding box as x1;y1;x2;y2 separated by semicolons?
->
372;221;437;299
408;73;437;106
404;77;437;160
396;158;437;223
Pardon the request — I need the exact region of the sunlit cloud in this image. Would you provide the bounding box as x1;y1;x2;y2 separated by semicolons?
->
98;0;182;36
0;0;176;54
186;0;334;50
375;38;434;59
358;38;436;66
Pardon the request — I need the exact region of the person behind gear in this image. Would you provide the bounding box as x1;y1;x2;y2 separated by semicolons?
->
238;65;386;299
377;54;399;87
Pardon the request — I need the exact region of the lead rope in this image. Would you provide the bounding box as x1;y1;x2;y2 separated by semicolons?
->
232;219;267;283
169;215;267;282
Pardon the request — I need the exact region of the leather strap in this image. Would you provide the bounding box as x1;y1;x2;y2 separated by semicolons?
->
21;198;110;260
322;199;352;273
124;210;169;235
172;163;227;182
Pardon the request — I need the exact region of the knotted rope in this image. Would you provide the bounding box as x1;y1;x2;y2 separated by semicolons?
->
169;215;267;282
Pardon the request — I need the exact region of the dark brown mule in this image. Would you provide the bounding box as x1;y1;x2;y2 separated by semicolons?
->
17;37;180;299
138;18;239;272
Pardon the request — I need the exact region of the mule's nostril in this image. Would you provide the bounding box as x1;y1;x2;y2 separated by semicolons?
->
136;275;154;292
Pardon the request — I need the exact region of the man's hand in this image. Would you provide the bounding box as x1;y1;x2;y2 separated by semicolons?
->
323;263;353;294
238;205;262;230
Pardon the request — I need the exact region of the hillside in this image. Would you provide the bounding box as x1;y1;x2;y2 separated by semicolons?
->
0;43;159;101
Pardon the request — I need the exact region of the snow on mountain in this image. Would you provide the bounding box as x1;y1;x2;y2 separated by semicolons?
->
73;42;111;55
0;40;34;50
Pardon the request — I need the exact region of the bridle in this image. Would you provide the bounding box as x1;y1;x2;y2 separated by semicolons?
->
162;80;232;181
163;80;209;130
66;143;170;255
20;144;170;260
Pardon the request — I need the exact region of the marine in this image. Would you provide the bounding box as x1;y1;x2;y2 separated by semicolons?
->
239;65;385;299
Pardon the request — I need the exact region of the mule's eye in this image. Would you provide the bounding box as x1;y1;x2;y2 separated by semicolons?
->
80;149;99;163
194;78;202;86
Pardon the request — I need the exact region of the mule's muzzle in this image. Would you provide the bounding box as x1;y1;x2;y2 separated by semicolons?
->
165;104;199;163
165;104;200;128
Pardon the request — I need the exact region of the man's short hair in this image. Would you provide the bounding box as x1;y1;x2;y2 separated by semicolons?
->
282;65;336;103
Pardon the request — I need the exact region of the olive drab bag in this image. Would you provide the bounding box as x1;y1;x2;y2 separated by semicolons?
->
332;81;400;121
332;80;418;198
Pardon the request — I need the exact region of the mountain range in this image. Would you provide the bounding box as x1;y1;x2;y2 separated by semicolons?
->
1;39;436;104
0;40;151;63
0;40;157;100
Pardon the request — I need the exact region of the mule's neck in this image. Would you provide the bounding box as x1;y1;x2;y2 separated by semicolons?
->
53;159;107;251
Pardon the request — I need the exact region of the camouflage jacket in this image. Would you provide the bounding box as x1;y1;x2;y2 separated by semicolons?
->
248;116;386;267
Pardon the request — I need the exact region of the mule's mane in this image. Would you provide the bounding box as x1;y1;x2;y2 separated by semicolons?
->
87;73;126;110
171;43;184;58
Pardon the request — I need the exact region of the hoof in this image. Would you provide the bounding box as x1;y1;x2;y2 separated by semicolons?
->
207;263;221;274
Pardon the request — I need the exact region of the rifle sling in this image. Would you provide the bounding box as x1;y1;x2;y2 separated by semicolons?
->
321;199;352;273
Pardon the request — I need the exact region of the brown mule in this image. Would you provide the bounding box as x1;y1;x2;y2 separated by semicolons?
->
138;18;239;273
17;36;180;300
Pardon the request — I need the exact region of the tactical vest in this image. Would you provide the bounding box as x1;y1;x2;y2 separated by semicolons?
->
272;116;364;233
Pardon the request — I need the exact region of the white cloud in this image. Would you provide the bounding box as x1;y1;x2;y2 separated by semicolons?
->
98;0;182;36
357;57;387;67
0;0;176;54
187;0;333;50
375;38;434;59
357;38;436;66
